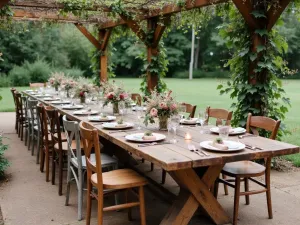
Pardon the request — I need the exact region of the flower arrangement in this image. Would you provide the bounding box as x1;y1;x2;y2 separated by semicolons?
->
74;78;95;103
61;78;77;97
48;72;65;91
144;90;179;130
102;81;131;114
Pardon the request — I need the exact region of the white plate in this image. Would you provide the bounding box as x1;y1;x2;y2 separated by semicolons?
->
210;127;246;135
131;103;137;106
88;116;116;122
62;105;84;110
132;107;146;111
35;94;52;98
125;133;166;143
73;110;99;115
44;97;60;101
51;101;71;105
200;140;245;153
102;122;134;130
180;118;198;125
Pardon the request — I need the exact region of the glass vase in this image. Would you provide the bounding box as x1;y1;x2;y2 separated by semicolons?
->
159;115;168;131
113;102;119;115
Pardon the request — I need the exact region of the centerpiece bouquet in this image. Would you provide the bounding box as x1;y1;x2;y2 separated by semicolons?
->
74;78;95;104
144;90;179;130
61;78;77;98
102;81;131;114
48;72;65;91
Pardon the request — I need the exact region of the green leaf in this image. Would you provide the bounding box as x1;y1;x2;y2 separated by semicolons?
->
217;84;223;90
255;29;268;37
238;48;249;57
249;53;257;61
251;10;267;18
256;45;266;53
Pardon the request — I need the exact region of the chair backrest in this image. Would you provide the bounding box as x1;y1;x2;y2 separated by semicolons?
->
45;106;62;148
62;115;82;170
206;106;233;126
79;121;103;193
27;98;39;127
14;92;24;117
181;103;196;118
131;93;142;106
246;113;281;140
30;83;46;88
10;88;17;108
36;104;49;146
21;96;29;118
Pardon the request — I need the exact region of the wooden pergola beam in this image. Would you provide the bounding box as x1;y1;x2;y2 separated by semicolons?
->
267;0;291;31
100;28;112;51
74;23;101;50
152;16;171;48
119;15;147;43
232;0;259;29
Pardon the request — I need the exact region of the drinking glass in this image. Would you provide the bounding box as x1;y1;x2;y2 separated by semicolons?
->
119;101;125;119
169;115;180;143
135;106;144;130
179;104;186;119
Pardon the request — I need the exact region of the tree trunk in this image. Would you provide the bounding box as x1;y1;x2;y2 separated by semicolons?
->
194;38;200;69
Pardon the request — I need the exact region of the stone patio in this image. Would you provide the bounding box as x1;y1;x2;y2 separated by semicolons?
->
1;112;300;225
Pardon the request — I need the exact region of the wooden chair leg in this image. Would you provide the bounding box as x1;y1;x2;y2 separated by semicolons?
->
222;174;228;195
244;178;250;205
97;187;104;225
150;163;154;171
46;148;50;182
161;169;166;184
58;151;63;196
125;189;132;221
213;178;220;198
51;149;56;185
141;158;145;163
139;186;146;225
40;148;45;172
265;158;273;219
36;137;41;164
233;177;241;225
21;123;24;141
86;179;92;225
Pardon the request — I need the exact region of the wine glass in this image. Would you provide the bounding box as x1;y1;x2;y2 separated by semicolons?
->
135;106;144;130
169;115;180;143
119;101;125;119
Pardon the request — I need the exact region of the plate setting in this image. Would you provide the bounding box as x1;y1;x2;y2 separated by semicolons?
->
44;97;60;101
210;127;246;135
180;118;198;125
88;115;116;122
125;132;166;143
200;140;245;153
73;110;99;115
102;122;134;130
62;104;84;110
51;100;71;105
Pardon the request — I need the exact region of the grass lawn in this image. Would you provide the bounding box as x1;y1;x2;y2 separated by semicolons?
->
1;78;300;165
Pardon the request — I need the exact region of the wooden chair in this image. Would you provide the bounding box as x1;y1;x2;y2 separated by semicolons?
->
63;116;118;221
27;98;40;157
45;106;69;196
30;82;46;88
37;104;52;181
205;106;233;126
22;95;29;146
181;102;197;118
15;92;27;141
10;88;17;132
79;121;148;225
131;93;142;106
216;113;281;225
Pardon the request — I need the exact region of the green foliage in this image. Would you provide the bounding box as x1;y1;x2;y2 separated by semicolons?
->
60;68;85;79
24;59;51;83
218;5;291;139
0;135;9;178
0;74;11;87
174;69;230;79
9;65;31;86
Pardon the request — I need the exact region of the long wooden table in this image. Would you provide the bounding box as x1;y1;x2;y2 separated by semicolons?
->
24;91;300;225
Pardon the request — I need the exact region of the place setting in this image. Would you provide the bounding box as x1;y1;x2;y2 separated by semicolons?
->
87;113;116;122
62;104;84;110
73;109;99;116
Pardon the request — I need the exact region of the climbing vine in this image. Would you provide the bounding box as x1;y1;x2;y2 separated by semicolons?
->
217;4;294;138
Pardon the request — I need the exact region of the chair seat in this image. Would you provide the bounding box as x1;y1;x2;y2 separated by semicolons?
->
54;139;83;151
71;153;117;169
222;161;266;177
91;169;147;189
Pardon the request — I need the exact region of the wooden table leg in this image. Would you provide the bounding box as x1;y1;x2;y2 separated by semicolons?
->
160;165;230;225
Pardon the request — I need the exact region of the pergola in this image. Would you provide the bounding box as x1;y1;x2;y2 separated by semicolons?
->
0;0;291;91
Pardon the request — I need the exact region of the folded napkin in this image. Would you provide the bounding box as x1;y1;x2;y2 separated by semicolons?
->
208;142;228;150
142;135;156;141
114;123;127;128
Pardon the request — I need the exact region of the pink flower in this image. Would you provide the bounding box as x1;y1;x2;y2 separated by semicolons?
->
106;92;115;99
119;93;127;100
159;102;168;110
150;108;158;117
79;91;85;97
170;103;177;111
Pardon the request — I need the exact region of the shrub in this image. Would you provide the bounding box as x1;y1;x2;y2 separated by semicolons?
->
61;67;84;79
24;59;51;83
173;69;230;79
0;135;9;178
0;74;11;87
9;65;30;86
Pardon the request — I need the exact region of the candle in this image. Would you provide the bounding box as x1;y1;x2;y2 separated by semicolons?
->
185;132;192;140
